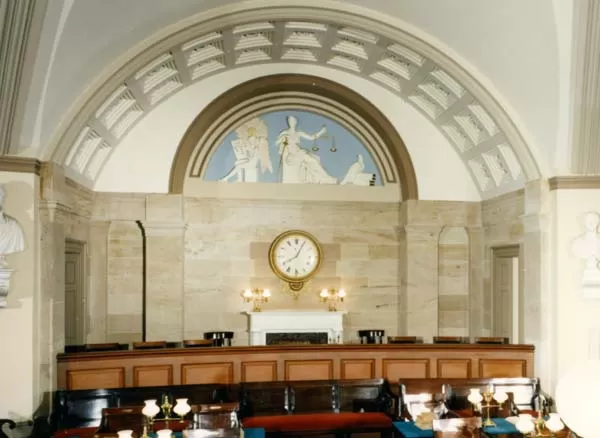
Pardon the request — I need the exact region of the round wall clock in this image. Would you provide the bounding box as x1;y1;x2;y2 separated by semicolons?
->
268;230;322;291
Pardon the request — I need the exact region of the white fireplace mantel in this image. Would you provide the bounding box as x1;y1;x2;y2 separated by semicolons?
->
244;310;346;346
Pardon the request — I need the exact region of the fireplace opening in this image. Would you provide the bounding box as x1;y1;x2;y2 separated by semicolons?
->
266;332;328;345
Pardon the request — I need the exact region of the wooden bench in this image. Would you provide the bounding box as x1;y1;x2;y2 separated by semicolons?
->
397;377;544;421
50;383;238;432
239;379;397;437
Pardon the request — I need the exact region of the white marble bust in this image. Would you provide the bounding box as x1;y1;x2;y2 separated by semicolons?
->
0;185;25;266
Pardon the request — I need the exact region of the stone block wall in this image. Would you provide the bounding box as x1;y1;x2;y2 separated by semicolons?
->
90;194;490;345
438;227;469;336
106;221;143;342
481;189;525;334
183;198;402;345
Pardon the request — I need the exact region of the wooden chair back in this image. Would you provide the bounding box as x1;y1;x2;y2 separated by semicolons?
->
132;341;167;350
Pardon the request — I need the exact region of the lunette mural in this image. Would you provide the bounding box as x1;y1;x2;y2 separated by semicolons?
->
203;110;382;186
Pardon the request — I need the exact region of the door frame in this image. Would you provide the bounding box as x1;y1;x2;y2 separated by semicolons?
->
491;245;522;343
65;238;88;344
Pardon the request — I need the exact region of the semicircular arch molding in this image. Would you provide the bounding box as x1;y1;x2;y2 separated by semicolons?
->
170;74;418;200
49;3;541;198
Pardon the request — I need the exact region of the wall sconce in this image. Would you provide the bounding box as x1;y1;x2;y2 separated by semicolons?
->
319;288;346;311
241;288;271;311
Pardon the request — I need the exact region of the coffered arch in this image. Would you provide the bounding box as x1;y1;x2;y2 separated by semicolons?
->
48;4;541;199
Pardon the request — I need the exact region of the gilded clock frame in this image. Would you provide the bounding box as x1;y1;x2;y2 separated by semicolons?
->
268;229;323;291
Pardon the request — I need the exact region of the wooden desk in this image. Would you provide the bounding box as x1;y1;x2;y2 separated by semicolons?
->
56;343;534;390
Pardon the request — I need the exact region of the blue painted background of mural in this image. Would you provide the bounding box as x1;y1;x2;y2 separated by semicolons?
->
203;110;382;186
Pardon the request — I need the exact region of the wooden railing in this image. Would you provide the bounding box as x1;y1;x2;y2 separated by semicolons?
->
57;343;535;390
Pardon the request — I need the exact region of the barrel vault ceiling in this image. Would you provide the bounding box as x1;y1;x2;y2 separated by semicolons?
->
5;0;565;199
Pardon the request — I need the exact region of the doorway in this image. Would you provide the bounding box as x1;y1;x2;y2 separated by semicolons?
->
65;239;87;345
491;245;521;342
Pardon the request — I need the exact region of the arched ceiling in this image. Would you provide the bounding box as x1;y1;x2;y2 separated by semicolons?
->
15;0;561;198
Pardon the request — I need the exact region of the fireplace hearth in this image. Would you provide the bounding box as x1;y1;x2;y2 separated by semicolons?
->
244;310;345;345
266;332;328;345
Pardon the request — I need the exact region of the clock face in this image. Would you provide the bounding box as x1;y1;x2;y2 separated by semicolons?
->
269;231;322;282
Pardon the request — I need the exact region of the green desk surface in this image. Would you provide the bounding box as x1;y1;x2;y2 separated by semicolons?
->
393;418;518;437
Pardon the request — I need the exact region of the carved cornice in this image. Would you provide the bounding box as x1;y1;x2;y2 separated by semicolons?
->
140;221;187;237
0;156;41;175
548;176;600;191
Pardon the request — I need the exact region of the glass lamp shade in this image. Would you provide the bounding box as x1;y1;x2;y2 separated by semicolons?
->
262;289;271;298
338;289;346;298
116;430;134;438
555;360;600;438
142;399;160;418
545;413;564;433
467;388;483;405
515;414;535;434
493;389;508;404
156;429;173;438
320;289;329;298
173;398;191;417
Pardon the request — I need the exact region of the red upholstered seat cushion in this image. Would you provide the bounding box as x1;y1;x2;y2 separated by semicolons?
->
53;427;98;438
243;412;392;432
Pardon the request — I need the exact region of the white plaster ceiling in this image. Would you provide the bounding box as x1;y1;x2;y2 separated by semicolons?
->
16;0;562;197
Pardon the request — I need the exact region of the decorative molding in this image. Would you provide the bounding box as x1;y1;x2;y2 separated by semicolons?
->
0;156;41;175
48;6;536;199
169;75;417;199
571;0;600;174
140;221;187;237
0;0;42;154
548;176;600;191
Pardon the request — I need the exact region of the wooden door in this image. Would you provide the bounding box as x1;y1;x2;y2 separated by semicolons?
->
492;246;520;342
65;240;86;345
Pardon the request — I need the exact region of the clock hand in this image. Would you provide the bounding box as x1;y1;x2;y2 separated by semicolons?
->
283;241;307;265
294;241;306;258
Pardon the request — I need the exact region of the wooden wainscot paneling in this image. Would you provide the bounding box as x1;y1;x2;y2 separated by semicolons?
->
479;359;526;378
67;368;125;390
383;359;429;380
241;361;277;382
437;359;472;378
341;359;375;379
133;365;173;387
285;360;333;381
181;362;234;384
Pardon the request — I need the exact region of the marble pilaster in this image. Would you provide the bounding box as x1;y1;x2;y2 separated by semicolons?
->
142;221;186;341
87;220;111;342
402;225;441;342
520;180;553;392
468;227;485;336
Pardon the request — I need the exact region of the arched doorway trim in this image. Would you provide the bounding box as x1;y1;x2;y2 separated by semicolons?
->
169;74;419;200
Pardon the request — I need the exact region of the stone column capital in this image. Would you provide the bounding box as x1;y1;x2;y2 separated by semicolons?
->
140;221;187;237
39;200;72;224
520;213;551;234
399;224;443;239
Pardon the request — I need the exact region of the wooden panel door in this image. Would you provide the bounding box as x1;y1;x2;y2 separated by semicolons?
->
65;240;86;345
492;246;520;342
